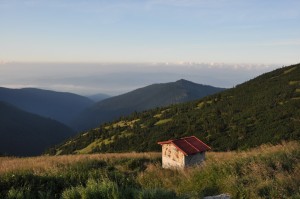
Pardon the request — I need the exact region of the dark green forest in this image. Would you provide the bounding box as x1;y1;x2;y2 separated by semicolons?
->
48;64;300;155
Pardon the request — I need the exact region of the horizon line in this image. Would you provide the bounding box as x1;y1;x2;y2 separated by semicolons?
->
0;60;288;66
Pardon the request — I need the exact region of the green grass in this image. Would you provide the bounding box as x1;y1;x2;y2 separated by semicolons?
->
74;138;115;154
75;131;134;154
289;80;300;85
284;67;297;74
153;114;162;118
75;139;103;154
197;102;205;108
154;118;173;126
105;119;140;129
1;142;300;198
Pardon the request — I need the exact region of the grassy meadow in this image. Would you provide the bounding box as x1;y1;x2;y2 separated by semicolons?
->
0;142;300;199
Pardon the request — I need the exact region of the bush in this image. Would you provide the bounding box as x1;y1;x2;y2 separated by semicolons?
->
62;178;119;199
0;171;65;198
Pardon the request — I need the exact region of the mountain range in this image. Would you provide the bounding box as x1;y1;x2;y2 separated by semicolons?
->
70;79;225;131
47;63;300;155
0;79;223;156
0;101;74;156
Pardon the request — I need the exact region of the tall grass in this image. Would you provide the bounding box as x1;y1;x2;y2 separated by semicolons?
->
137;141;300;198
0;152;160;175
0;142;299;198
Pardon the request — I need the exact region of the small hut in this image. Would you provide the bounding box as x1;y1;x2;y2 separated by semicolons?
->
158;136;211;169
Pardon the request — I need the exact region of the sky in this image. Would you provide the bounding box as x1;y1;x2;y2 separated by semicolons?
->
0;0;299;95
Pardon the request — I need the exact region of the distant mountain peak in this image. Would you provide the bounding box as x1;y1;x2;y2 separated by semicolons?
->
70;80;225;131
175;79;191;83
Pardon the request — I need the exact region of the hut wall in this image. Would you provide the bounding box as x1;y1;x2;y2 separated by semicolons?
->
161;144;185;168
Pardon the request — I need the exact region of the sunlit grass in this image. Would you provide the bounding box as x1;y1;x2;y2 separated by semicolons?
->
284;66;296;74
105;119;140;129
137;141;300;198
0;152;160;175
289;80;300;85
0;142;299;198
154;118;173;125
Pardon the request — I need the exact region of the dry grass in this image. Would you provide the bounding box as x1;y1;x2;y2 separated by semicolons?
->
206;141;299;163
0;142;299;198
137;141;300;198
0;152;160;175
1;141;298;175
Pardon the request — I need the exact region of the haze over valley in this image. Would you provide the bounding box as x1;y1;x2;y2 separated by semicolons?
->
0;62;280;96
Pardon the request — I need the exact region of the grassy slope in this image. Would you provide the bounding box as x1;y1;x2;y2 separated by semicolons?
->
49;64;300;155
1;142;300;198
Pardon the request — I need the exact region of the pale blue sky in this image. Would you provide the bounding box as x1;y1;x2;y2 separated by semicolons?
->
0;1;299;94
1;0;300;64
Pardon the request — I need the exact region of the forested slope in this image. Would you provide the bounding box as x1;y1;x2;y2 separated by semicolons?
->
48;64;300;155
71;79;224;131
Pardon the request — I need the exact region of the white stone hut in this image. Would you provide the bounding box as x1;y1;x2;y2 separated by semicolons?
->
158;136;211;169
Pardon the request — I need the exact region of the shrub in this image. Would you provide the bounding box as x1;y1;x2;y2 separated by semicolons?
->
7;188;31;199
62;178;119;199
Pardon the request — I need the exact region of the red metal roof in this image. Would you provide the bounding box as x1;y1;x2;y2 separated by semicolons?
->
158;136;211;156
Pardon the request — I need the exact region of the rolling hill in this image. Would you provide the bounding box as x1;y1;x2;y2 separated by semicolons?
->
48;63;300;155
0;87;94;126
0;101;74;156
70;79;225;131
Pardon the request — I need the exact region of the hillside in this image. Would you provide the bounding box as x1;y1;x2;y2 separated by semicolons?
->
1;142;300;198
0;87;94;126
48;63;300;155
0;101;74;156
70;79;225;131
